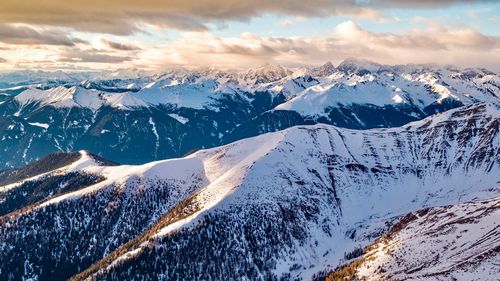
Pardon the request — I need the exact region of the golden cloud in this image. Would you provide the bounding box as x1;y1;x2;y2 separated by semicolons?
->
1;21;498;71
0;0;492;34
134;21;500;71
0;24;86;46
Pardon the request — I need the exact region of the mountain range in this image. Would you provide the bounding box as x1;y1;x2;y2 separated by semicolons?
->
1;59;499;169
0;102;499;280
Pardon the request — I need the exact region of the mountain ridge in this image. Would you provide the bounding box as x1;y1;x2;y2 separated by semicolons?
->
1;60;499;169
0;102;499;280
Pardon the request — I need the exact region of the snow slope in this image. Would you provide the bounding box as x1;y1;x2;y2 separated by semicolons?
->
14;86;147;110
0;103;499;281
339;196;500;281
60;102;500;281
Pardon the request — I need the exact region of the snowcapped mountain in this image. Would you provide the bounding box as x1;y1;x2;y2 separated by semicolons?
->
15;86;148;110
7;59;499;113
0;59;499;170
0;103;498;280
241;63;294;85
275;60;500;120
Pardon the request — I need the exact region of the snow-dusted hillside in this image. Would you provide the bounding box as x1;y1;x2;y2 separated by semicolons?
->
1;102;499;281
326;196;500;281
14;86;148;110
73;102;499;281
0;151;112;216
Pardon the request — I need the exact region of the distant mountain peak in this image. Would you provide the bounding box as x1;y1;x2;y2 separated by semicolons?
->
310;61;336;77
337;58;382;73
244;63;293;84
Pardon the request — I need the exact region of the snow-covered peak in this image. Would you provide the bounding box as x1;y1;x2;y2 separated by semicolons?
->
0;150;103;194
274;64;500;118
41;101;500;230
337;58;382;74
6;61;500;114
14;86;148;110
15;86;102;110
55;101;500;280
242;63;293;84
310;61;336;77
102;92;148;109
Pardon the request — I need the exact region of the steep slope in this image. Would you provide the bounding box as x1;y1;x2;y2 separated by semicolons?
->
1;103;498;280
325;196;500;281
70;103;500;281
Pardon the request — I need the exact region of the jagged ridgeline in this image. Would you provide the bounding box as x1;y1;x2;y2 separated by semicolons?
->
0;103;499;280
0;60;499;169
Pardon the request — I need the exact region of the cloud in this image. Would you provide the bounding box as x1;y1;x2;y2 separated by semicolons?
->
101;39;141;51
60;48;133;63
1;20;498;72
278;17;305;27
133;21;500;71
331;21;498;50
0;24;86;46
0;57;6;63
377;0;495;8
0;0;491;34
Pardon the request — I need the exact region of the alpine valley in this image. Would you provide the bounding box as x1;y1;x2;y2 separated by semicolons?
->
0;99;499;281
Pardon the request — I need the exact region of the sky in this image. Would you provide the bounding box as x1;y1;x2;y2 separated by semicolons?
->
0;0;499;72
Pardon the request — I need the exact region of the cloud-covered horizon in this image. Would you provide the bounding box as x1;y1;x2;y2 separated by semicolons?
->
136;21;500;71
0;0;498;71
1;20;498;72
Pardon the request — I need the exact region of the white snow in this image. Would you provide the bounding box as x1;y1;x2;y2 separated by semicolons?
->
0;150;96;194
168;114;189;124
131;79;228;110
355;196;500;281
148;117;160;157
15;86;106;110
392;94;404;103
28;122;49;129
14;86;146;110
9;61;500;115
102;92;148;109
74;102;500;278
